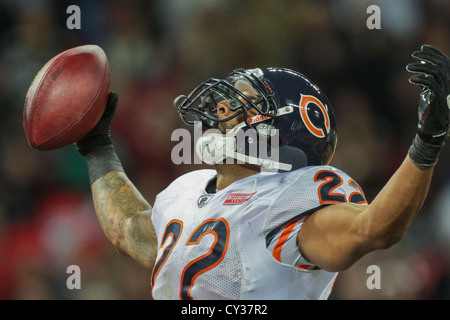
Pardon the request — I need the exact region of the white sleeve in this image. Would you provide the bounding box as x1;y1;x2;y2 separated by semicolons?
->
264;166;368;270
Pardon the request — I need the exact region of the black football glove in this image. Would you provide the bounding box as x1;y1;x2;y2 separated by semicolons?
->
406;44;450;168
76;92;118;156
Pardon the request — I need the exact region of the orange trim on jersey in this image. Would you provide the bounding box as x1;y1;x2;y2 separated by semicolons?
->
331;273;339;291
299;94;330;138
273;222;296;263
150;219;183;299
180;218;230;300
272;217;304;263
348;179;368;204
297;264;312;270
314;170;347;205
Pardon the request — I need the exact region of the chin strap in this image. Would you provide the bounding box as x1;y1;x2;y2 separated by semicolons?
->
195;123;293;172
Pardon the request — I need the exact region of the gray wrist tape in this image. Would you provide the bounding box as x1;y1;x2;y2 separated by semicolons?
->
86;145;124;184
408;134;444;169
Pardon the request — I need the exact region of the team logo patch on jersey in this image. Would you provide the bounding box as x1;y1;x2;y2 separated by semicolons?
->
223;192;256;205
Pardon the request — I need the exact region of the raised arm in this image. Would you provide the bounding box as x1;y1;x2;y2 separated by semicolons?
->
298;45;450;272
298;156;433;271
77;93;158;270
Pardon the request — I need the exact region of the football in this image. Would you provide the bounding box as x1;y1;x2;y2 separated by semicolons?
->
23;44;110;150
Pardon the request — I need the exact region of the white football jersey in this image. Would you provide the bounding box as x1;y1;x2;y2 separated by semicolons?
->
150;166;367;300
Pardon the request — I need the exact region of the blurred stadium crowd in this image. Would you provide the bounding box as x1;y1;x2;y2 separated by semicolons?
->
0;0;449;299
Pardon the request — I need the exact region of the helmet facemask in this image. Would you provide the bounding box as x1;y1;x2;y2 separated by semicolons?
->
174;68;277;131
173;67;336;171
174;69;292;171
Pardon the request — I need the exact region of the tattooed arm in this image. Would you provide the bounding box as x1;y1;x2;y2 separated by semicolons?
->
91;170;158;271
76;93;158;271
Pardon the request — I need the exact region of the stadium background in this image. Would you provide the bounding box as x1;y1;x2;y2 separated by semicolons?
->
0;0;449;299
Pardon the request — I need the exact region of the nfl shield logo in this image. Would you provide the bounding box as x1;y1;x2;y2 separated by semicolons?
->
197;195;212;207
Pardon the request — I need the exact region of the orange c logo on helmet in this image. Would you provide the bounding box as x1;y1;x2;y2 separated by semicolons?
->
299;94;330;138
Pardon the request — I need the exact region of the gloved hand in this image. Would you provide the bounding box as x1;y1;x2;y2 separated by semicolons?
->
406;45;450;168
76;92;118;156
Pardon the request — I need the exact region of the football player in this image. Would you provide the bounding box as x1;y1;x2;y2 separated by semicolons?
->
76;44;449;299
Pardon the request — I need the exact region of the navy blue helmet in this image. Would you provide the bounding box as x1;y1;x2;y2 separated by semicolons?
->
174;67;337;170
